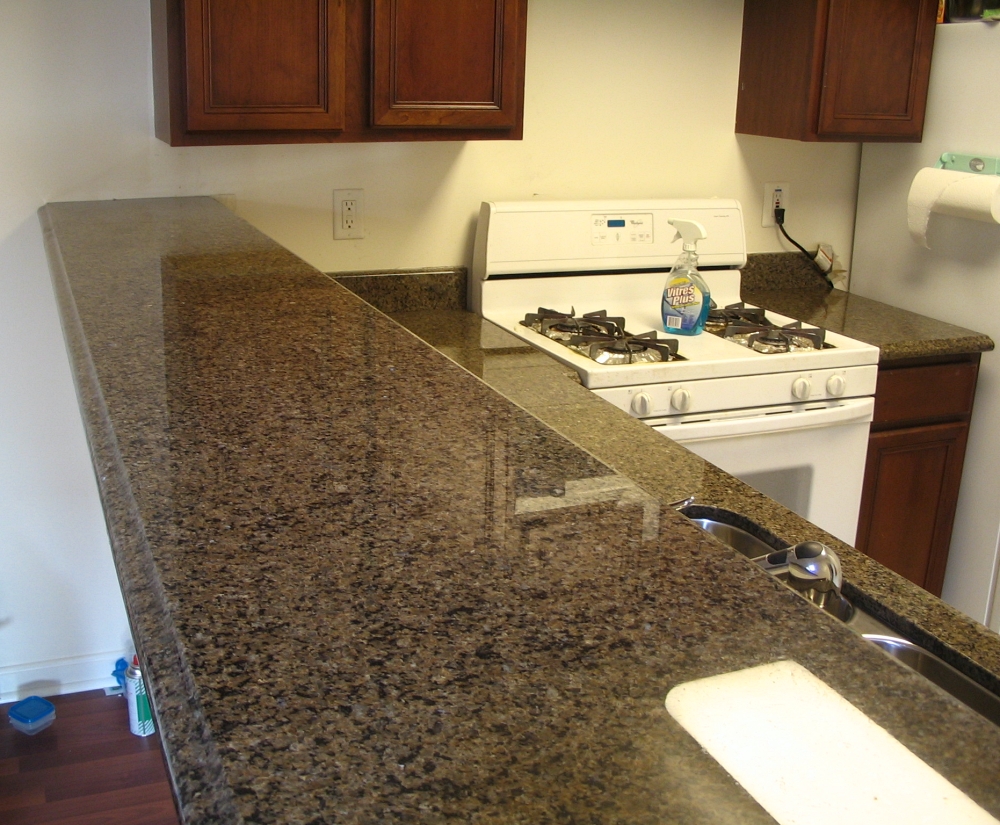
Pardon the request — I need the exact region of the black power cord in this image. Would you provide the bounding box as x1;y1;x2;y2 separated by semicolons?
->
774;208;833;290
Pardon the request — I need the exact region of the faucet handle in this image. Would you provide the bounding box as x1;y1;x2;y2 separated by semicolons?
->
785;541;843;593
755;548;793;573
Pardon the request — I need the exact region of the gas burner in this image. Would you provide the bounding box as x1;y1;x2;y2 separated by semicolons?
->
725;321;828;353
542;314;626;342
704;302;769;335
521;307;684;365
521;308;627;341
521;306;576;332
568;330;681;365
751;327;794;354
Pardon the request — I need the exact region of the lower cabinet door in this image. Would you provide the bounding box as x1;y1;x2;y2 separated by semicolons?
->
855;421;969;596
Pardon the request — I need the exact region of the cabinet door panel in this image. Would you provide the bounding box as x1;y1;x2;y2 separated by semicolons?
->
184;0;346;131
372;0;524;128
817;0;937;139
855;421;968;596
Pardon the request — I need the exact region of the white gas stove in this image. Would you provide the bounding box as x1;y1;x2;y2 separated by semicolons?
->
470;200;880;545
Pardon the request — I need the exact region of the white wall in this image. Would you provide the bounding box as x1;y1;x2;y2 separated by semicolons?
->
850;24;1000;628
0;0;862;699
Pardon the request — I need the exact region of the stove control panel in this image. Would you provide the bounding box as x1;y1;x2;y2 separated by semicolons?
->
592;213;654;245
594;366;877;420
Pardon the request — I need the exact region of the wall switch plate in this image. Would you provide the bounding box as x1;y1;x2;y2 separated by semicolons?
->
334;189;364;239
762;182;789;228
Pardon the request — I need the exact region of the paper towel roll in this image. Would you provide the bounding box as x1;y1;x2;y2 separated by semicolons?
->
907;167;1000;248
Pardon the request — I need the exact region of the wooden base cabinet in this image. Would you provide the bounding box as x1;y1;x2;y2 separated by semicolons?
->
151;0;527;145
736;0;939;142
855;356;980;595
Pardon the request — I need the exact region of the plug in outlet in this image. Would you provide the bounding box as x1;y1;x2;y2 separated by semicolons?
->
334;189;365;240
762;182;789;228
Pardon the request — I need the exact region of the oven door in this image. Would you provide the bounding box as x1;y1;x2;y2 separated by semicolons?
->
651;398;874;545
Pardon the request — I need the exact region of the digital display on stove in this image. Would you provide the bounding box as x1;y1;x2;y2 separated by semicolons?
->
592;213;654;245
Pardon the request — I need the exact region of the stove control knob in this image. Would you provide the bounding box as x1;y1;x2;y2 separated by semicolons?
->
671;388;692;413
826;374;847;397
791;377;812;400
631;392;654;417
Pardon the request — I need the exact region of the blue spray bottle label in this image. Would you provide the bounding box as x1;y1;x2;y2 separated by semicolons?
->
662;279;709;333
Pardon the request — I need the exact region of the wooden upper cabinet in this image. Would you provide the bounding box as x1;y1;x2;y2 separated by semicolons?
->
736;0;939;142
151;0;527;145
371;0;522;129
183;0;346;131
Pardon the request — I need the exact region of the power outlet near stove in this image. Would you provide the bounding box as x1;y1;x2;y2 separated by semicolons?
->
334;189;365;240
761;182;789;228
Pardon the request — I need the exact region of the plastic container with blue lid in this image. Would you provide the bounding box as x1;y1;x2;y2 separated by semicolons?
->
8;695;56;735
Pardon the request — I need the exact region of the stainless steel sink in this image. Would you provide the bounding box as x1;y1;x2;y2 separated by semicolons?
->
683;506;1000;728
688;517;776;559
867;635;1000;728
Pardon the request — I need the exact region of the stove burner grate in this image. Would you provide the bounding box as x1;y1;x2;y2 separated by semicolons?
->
724;320;828;353
704;301;769;335
522;308;625;337
521;308;682;364
578;331;680;365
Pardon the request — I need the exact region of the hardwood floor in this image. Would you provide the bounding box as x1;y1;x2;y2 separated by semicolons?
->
0;690;180;824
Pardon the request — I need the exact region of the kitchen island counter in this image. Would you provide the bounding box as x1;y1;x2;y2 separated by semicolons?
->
44;197;1000;824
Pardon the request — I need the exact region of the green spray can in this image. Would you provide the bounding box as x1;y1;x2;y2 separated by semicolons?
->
125;655;155;737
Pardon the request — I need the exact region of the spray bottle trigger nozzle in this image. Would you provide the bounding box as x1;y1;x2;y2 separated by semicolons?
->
668;218;708;249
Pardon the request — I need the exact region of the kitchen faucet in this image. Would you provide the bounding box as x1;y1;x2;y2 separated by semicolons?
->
756;541;845;612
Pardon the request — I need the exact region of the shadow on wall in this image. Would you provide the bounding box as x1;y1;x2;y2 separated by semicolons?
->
232;140;470;273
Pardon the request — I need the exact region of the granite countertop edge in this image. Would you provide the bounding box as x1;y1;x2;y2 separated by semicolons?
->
39;204;244;825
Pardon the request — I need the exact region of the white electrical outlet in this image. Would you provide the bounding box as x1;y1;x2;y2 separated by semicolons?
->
762;182;789;228
334;189;365;240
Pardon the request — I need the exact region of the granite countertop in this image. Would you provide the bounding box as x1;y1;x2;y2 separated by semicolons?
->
42;197;1000;824
739;252;995;362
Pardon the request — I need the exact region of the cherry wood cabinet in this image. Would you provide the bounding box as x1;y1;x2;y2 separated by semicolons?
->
180;0;346;132
736;0;939;142
151;0;527;145
371;0;522;129
855;356;980;595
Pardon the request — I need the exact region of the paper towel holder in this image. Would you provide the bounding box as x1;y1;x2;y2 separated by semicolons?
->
936;152;1000;175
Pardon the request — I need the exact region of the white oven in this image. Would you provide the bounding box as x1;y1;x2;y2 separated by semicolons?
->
652;397;874;542
470;200;879;545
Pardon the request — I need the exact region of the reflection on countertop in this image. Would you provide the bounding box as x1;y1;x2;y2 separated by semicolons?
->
42;197;1000;825
391;305;1000;688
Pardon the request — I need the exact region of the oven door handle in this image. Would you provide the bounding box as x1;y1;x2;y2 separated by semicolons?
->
656;398;875;442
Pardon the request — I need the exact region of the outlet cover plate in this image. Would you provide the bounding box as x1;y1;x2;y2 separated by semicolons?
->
334;189;364;240
762;182;789;229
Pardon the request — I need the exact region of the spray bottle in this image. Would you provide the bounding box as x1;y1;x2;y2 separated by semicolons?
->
661;219;710;335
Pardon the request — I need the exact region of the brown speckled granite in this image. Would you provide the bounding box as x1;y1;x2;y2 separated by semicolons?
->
741;253;994;361
43;198;1000;825
333;268;466;313
392;309;1000;697
740;251;834;292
